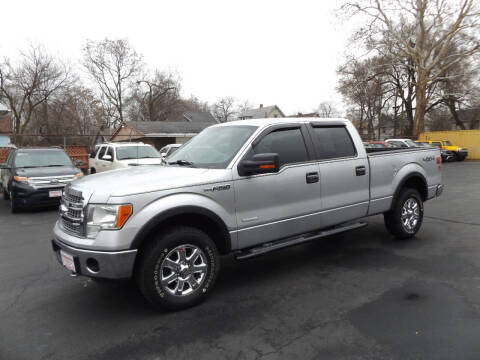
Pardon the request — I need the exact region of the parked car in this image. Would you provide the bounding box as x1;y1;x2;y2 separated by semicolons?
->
88;142;162;174
415;142;454;162
159;144;182;163
0;147;83;212
385;138;419;148
52;118;443;310
425;140;468;161
363;141;394;149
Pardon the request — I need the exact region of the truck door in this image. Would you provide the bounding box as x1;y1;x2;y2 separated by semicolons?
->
233;124;321;249
308;123;369;227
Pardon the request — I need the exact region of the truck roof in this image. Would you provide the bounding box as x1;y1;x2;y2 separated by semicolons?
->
215;117;350;128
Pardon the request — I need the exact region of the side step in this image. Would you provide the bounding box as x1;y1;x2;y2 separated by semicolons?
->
235;222;367;260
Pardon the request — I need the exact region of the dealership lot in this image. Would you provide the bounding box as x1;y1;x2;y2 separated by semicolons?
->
1;162;480;360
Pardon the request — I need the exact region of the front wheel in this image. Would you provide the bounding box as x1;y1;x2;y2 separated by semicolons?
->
135;226;220;311
384;188;423;239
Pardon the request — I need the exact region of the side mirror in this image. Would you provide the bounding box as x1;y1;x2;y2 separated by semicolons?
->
238;153;279;176
160;152;167;158
102;154;112;161
74;159;83;166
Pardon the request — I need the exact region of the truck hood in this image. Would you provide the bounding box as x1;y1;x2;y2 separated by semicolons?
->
72;165;226;198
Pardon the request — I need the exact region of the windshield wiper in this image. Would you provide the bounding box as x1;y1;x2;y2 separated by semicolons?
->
168;159;196;167
45;164;66;167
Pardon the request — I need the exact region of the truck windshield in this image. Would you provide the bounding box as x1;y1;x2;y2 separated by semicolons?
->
442;141;452;146
116;146;160;160
14;151;72;168
167;125;257;169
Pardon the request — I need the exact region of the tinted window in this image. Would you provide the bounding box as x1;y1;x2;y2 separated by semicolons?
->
106;147;114;161
98;146;107;159
311;126;356;159
116;145;159;160
253;128;308;167
431;142;442;148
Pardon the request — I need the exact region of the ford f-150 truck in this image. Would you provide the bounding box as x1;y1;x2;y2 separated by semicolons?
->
52;118;443;310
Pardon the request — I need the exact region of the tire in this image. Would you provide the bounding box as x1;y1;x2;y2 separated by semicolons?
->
384;188;423;239
135;226;220;311
90;168;96;174
9;191;20;213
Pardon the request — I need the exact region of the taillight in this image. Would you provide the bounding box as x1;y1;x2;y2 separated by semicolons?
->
436;157;441;164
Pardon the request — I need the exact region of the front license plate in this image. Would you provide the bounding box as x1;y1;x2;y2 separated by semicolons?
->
60;250;76;272
49;190;62;198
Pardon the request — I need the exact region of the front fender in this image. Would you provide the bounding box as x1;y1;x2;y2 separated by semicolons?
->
127;192;236;250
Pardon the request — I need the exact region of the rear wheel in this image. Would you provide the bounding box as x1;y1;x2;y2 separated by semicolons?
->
135;226;220;311
384;188;423;239
90;167;96;174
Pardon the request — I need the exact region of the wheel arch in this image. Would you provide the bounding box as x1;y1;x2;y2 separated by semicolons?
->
131;205;232;255
392;172;428;208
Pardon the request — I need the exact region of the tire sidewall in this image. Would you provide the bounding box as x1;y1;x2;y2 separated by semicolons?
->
139;228;219;310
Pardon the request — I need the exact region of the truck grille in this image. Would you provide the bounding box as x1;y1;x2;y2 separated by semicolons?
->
28;174;77;189
60;187;85;236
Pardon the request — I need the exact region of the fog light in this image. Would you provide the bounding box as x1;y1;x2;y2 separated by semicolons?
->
86;258;100;273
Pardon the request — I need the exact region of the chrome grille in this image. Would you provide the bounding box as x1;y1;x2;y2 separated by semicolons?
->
60;187;85;236
28;175;76;189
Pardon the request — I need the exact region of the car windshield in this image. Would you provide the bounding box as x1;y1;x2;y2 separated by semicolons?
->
167;125;257;169
116;146;160;160
404;139;417;147
14;150;72;168
442;141;452;146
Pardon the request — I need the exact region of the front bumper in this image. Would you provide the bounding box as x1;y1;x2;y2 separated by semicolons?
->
52;238;137;279
12;182;65;208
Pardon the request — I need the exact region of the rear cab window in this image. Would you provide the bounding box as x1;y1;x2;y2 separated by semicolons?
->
310;126;356;160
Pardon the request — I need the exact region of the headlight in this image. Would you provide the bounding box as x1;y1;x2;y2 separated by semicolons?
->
86;204;132;238
13;176;28;183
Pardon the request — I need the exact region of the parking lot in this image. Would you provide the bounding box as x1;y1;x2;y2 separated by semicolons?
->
1;161;480;360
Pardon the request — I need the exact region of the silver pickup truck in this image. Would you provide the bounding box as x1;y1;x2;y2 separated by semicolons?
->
52;118;443;310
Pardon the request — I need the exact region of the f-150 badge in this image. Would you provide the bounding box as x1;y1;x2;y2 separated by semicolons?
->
204;184;231;192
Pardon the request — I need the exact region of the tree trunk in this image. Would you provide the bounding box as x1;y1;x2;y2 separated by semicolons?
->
445;98;466;130
413;82;426;137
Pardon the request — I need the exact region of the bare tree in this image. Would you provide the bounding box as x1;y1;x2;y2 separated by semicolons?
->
317;101;340;118
236;100;253;117
342;0;480;136
0;45;71;145
82;38;142;127
129;70;180;121
212;97;237;123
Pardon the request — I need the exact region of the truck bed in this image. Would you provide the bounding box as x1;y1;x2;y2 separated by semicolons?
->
366;146;442;216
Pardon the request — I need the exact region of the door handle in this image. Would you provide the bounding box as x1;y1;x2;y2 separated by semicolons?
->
306;172;319;184
355;166;366;176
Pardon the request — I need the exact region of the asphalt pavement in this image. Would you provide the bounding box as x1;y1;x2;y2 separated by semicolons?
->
1;162;480;360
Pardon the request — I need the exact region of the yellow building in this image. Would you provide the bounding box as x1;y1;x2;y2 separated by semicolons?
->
418;130;480;160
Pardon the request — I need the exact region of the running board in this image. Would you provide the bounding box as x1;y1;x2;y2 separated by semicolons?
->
235;222;367;260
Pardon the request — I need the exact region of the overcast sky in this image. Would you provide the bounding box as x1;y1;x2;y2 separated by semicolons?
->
1;0;357;115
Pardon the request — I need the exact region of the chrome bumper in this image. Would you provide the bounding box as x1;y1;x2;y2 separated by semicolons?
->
52;238;137;279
